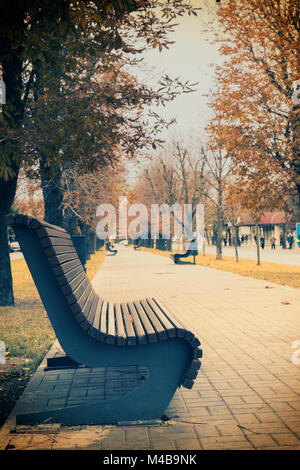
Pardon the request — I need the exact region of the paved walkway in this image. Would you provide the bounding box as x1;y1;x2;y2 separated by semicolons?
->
1;246;300;450
204;244;300;266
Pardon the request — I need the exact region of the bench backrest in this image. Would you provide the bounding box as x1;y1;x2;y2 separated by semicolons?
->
6;214;101;355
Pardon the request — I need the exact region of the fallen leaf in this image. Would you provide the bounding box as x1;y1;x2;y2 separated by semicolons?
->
265;286;274;289
281;301;290;305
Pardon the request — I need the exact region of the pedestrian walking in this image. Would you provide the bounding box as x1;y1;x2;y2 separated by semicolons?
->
287;233;294;249
270;236;276;250
260;236;265;249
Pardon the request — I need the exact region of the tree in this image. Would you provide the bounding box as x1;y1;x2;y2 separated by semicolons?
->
200;141;233;260
134;137;207;240
207;0;300;220
0;0;200;305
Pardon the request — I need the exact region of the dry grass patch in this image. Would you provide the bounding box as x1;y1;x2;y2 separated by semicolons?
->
139;247;300;289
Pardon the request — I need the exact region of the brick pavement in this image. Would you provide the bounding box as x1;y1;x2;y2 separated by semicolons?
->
1;246;299;450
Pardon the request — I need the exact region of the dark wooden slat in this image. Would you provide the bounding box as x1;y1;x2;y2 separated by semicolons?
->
126;302;147;345
87;298;103;338
114;304;127;346
98;300;108;342
182;378;194;389
30;218;67;232
80;293;98;331
121;303;137;346
60;271;86;295
73;289;94;323
52;259;82;277
14;214;32;226
65;277;89;305
185;368;198;380
48;252;80;267
79;291;96;328
70;284;92;314
151;298;186;338
106;302;116;345
152;298;199;345
5;214;17;225
56;265;84;286
146;298;176;339
36;227;71;240
45;245;77;257
139;299;168;341
133;301;157;344
190;359;201;370
190;337;201;348
41;237;74;248
85;295;101;331
194;348;202;359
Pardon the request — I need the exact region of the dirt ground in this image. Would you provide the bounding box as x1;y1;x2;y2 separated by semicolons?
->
0;357;32;428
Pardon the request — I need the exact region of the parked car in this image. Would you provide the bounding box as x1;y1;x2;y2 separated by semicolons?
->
10;241;20;252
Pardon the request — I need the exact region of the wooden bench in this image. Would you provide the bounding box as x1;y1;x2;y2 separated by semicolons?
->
6;214;202;425
172;241;198;265
105;240;118;255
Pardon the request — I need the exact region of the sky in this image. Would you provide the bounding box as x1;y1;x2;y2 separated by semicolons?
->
126;0;224;183
136;0;223;135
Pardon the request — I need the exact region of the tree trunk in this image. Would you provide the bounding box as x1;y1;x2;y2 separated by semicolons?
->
216;209;223;260
40;155;64;227
0;49;24;305
234;225;239;263
255;224;261;266
0;173;19;305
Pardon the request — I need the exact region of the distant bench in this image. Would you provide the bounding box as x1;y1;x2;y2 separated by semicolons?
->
172;241;198;265
7;214;202;425
105;240;117;255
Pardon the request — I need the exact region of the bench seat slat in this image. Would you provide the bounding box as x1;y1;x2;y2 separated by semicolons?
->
79;291;97;328
45;245;77;257
36;227;71;240
121;303;137;346
65;277;89;305
146;298;176;339
52;259;82;277
74;289;94;323
87;298;103;338
85;295;101;330
79;295;97;331
98;300;108;342
151;298;187;338
133;301;157;344
60;271;86;295
106;303;116;345
48;252;80;267
139;299;168;341
70;284;93;314
126;302;147;345
80;295;98;331
56;265;85;286
29;218;67;232
114;304;127;346
41;237;74;248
